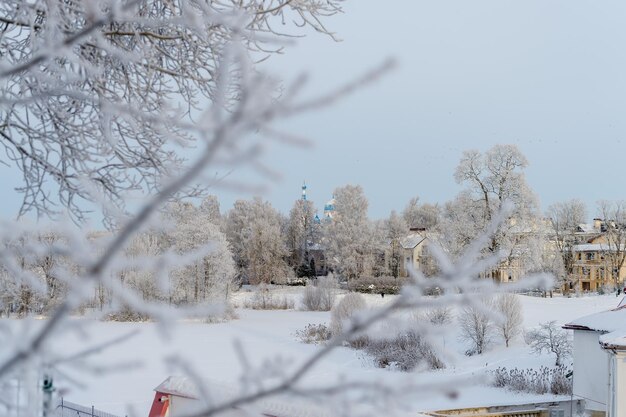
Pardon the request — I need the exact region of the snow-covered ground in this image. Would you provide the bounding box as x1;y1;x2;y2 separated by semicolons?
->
10;292;622;417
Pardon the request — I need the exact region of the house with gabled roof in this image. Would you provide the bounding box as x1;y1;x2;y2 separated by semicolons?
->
398;231;429;278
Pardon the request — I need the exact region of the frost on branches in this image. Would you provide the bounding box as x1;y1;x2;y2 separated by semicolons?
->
0;0;344;222
0;1;552;416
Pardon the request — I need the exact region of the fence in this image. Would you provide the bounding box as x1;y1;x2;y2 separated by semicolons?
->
55;398;125;417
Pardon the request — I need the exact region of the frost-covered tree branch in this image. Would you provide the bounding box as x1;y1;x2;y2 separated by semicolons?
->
0;0;344;221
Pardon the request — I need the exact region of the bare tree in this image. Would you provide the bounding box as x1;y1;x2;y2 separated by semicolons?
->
453;144;538;254
547;199;587;288
597;201;626;288
459;301;495;355
525;321;572;366
494;293;523;347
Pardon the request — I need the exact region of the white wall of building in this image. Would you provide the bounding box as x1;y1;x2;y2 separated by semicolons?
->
607;351;626;417
573;330;610;412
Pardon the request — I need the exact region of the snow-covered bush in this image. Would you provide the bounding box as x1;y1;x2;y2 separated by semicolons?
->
364;332;445;371
244;285;295;310
301;276;337;311
525;321;572;366
424;307;454;325
294;324;332;345
104;305;151;322
348;276;406;295
330;292;367;337
491;366;572;395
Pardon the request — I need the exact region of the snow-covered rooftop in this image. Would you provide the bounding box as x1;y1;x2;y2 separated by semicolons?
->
400;233;426;249
576;224;597;234
599;331;626;350
571;243;626;252
154;376;198;398
154;376;332;417
563;300;626;333
564;300;626;350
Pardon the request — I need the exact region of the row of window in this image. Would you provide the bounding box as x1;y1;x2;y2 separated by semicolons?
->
577;252;604;261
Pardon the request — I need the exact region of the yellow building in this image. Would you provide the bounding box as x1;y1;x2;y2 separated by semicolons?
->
571;235;626;292
398;232;429;278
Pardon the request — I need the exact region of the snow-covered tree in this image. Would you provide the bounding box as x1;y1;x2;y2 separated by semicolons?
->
0;1;540;415
165;202;236;303
226;198;289;284
454;144;538;246
597;200;626;288
286;199;317;276
494;294;523;347
200;195;223;227
403;197;422;229
123;230;164;303
459;301;495;355
0;0;344;222
444;145;542;280
402;196;440;231
324;185;374;280
525;321;572;366
386;210;407;278
438;192;486;259
547;199;587;287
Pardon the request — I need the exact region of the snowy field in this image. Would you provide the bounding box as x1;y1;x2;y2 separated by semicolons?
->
8;292;622;417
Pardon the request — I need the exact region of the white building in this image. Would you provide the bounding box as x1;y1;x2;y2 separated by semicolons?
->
600;329;626;417
563;298;626;416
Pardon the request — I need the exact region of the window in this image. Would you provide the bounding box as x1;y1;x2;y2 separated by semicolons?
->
550;410;565;417
586;252;595;261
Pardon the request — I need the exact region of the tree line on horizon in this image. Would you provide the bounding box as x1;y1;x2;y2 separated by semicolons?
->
3;144;625;317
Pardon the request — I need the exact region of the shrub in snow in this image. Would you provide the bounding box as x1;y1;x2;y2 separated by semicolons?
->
244;285;295;310
104;305;151;322
364;332;445;371
301;276;337;311
491;366;572;395
424;307;453;326
330;292;367;337
348;276;406;295
294;323;332;344
203;305;239;323
525;321;572;366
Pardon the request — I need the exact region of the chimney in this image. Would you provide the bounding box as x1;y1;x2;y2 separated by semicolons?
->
593;218;603;230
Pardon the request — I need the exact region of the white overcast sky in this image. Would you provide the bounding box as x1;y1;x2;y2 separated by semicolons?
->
249;0;626;220
2;0;626;222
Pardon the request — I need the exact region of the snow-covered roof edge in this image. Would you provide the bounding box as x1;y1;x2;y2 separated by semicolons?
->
154;376;198;399
563;298;626;333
